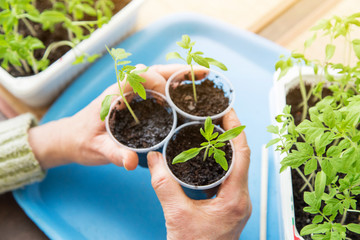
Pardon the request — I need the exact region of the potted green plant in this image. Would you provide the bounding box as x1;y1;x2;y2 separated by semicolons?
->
0;0;144;107
101;47;177;167
267;12;360;240
165;35;234;123
163;117;245;199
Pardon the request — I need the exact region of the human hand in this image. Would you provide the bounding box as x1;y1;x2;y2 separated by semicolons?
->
28;64;186;170
147;109;252;240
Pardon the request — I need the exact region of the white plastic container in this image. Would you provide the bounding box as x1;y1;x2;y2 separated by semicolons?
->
105;89;177;155
165;67;235;122
269;66;322;240
162;121;235;199
0;0;144;107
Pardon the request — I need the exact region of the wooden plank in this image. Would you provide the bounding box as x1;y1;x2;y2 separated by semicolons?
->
248;0;299;33
257;0;342;46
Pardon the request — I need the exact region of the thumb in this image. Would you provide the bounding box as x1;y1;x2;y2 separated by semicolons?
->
102;136;139;170
147;151;188;207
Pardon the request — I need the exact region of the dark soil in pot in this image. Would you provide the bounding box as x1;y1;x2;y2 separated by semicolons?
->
3;0;131;77
286;84;360;240
109;98;173;149
170;77;230;117
165;124;232;186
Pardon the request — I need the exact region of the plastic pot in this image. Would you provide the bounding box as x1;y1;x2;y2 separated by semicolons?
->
106;89;177;168
165;67;235;124
163;121;235;200
0;0;144;107
269;66;325;240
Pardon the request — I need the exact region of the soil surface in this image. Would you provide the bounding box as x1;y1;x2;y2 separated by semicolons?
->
2;0;131;77
166;124;232;186
109;98;173;149
170;78;230;117
286;84;360;239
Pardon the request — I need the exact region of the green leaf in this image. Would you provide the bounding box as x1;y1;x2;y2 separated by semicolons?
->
266;138;281;148
300;224;319;235
132;66;149;75
204;117;214;140
73;55;85;65
192;54;209;68
182;34;191;46
200;128;206;139
315;171;326;199
172;147;203;164
323;105;335;128
87;54;100;63
347;224;360;234
304;33;317;49
209;132;219;140
214;142;225;148
312;215;323;224
176;41;188;49
217;125;245;142
205;57;228;71
186;54;192;65
214;149;228;171
117;60;131;65
100;94;116;121
296;120;326;142
107;47;131;61
267;125;279;134
127;74;147;100
352;39;360;60
166;52;184;61
325;44;335;60
304;157;317;175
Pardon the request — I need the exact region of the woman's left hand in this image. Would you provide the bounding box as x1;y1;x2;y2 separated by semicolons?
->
28;64;185;170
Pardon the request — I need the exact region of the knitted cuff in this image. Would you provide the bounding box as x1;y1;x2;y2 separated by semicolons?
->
0;113;46;194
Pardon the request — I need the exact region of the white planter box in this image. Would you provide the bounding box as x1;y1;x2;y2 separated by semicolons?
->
0;0;144;107
269;66;321;240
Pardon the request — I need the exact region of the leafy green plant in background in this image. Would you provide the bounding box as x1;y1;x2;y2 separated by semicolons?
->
173;117;245;171
0;0;113;75
268;12;360;240
166;34;227;102
100;47;148;124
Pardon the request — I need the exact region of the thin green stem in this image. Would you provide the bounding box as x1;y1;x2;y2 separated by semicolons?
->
340;209;348;225
41;40;75;62
300;172;315;192
113;60;139;124
20;59;31;74
203;146;209;161
190;64;198;102
295;167;314;192
346;209;360;213
21;18;37;36
298;67;309;121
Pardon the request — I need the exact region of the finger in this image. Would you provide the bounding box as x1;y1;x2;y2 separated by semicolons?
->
222;108;248;148
150;64;186;80
150;64;210;81
147;151;188;208
136;64;167;95
101;136;139;170
217;109;251;197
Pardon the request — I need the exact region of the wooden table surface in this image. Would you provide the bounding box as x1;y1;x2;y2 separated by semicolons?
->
0;0;358;239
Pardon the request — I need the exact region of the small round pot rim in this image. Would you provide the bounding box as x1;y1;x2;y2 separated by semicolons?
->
105;89;177;153
165;67;235;121
162;121;235;190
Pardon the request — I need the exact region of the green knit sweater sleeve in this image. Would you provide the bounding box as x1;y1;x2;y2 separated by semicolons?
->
0;113;45;194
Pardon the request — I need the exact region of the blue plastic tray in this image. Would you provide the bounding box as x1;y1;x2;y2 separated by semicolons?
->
14;13;287;239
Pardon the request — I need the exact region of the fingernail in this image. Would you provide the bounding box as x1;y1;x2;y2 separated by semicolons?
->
147;151;158;159
123;158;129;171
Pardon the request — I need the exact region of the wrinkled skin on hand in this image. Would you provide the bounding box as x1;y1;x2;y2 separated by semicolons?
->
147;109;252;240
